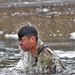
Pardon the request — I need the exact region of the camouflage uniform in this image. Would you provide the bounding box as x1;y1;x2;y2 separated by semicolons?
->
15;39;65;74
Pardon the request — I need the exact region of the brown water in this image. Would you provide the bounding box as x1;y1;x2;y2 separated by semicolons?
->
0;3;75;75
0;3;75;41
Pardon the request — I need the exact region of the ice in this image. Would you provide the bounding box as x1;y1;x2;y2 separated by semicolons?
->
57;30;59;32
70;32;75;39
0;31;4;35
74;19;75;22
5;34;18;39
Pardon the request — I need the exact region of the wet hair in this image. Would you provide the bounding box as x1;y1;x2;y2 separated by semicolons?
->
18;25;38;41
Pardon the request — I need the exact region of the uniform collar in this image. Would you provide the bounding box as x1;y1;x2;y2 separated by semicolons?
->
34;39;44;57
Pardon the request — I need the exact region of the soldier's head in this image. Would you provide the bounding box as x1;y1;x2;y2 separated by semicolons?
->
18;25;38;52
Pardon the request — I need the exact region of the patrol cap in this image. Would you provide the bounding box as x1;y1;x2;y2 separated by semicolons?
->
18;25;38;41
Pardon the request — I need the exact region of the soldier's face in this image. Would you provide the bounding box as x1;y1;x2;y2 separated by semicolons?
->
18;36;31;52
18;36;37;52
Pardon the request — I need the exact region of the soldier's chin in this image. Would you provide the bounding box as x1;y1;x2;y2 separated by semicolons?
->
21;47;24;49
22;48;27;52
21;46;25;50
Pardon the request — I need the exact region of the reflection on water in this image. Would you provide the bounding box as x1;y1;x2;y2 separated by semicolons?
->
0;2;75;75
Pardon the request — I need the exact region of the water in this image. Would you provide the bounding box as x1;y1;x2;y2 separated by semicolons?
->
0;40;75;75
0;1;75;75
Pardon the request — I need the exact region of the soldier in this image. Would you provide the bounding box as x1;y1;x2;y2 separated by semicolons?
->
15;25;65;74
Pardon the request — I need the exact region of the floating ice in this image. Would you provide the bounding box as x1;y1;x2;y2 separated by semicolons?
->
11;12;20;16
59;34;62;36
57;30;59;32
36;8;49;13
4;13;6;15
43;8;49;13
74;19;75;22
14;12;20;15
5;34;18;39
53;33;56;37
70;32;75;39
0;31;3;35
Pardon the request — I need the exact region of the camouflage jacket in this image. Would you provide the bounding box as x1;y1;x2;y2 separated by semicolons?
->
15;39;65;74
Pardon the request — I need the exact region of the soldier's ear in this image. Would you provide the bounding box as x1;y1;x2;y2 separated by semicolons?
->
30;36;36;42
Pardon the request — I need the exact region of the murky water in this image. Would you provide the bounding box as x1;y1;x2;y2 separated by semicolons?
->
0;2;75;75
